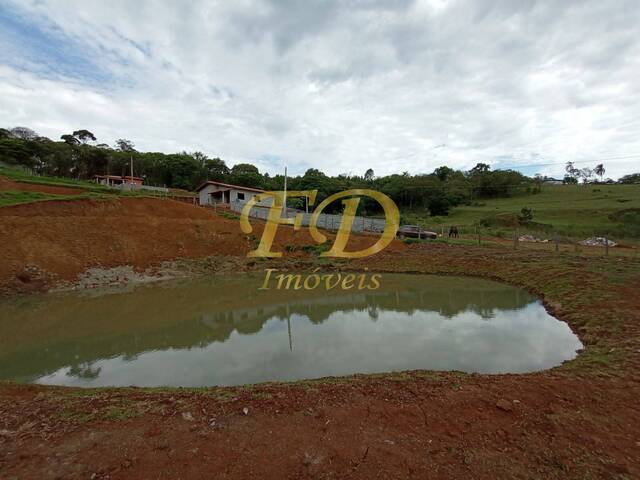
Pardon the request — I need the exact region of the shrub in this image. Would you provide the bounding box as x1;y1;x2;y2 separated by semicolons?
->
517;207;534;224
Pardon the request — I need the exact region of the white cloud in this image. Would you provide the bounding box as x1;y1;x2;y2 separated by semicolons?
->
1;0;639;178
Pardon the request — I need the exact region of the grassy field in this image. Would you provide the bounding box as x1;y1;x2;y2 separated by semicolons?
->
0;190;92;207
2;166;638;241
404;183;640;242
0;166;195;207
0;166;115;193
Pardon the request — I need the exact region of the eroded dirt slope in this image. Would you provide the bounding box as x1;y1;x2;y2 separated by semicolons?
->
0;197;403;292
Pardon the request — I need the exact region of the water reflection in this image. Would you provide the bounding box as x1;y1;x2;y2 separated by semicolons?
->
0;274;582;387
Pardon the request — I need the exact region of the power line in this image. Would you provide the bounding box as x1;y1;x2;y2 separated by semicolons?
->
493;154;640;170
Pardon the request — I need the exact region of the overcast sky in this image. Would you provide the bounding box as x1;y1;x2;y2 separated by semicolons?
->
1;0;639;179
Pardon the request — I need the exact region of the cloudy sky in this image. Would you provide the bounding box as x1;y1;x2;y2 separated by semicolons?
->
1;0;639;179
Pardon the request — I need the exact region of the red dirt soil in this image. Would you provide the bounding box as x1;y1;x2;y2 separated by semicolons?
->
0;197;404;292
1;197;639;479
2;371;639;480
0;176;84;195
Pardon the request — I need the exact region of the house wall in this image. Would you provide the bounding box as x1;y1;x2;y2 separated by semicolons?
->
198;184;272;206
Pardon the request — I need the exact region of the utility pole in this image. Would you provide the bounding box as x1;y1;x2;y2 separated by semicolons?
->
130;155;134;184
283;166;287;217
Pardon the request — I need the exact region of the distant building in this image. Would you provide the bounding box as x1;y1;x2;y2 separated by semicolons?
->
94;175;169;193
543;178;564;185
196;180;272;206
95;175;144;187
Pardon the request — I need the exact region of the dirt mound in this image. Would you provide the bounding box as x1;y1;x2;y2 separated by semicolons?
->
0;176;84;195
0;197;404;292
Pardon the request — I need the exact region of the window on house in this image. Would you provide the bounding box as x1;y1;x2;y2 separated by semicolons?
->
237;192;245;200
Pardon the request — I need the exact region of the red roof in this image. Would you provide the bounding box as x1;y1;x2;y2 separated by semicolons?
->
95;175;144;181
195;180;265;193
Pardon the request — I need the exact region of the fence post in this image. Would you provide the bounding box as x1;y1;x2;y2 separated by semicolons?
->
476;226;481;246
513;230;518;250
555;237;559;252
605;236;609;257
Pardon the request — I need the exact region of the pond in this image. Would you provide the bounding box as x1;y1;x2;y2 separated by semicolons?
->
0;274;582;387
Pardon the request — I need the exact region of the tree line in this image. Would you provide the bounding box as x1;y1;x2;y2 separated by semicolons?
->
1;126;635;215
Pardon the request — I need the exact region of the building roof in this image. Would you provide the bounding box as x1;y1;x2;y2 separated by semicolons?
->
195;180;265;193
95;175;144;181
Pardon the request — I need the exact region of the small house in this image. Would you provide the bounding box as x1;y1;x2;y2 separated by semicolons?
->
196;180;272;207
95;175;144;186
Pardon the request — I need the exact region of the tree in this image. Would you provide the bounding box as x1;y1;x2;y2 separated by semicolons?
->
364;168;375;182
517;207;534;223
563;174;578;184
160;154;201;190
434;166;455;182
231;163;260;175
72;129;96;144
115;139;136;152
190;151;209;167
565;161;579;182
10;126;38;140
533;174;544;193
469;163;490;175
229;163;263;188
60;134;80;145
203;157;229;180
619;173;640;184
594;163;605;182
578;167;593;184
427;195;451;216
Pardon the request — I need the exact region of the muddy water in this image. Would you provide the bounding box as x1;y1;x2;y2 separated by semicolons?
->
0;274;582;387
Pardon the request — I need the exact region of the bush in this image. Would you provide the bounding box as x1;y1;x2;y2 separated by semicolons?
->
517;207;534;224
608;209;640;238
427;196;451;216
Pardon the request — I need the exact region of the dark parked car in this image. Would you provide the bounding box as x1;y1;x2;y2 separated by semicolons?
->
397;225;438;239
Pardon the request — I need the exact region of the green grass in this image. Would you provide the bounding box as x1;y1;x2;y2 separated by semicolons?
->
402;184;640;241
0;190;89;207
0;166;114;193
403;237;502;247
0;166;173;205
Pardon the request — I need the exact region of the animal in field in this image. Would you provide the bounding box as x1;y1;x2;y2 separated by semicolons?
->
448;226;459;238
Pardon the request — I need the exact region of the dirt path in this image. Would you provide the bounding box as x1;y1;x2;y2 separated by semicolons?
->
1;198;639;479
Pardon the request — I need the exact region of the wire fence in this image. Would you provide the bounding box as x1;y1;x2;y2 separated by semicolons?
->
199;200;640;259
407;224;640;258
228;200;387;233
